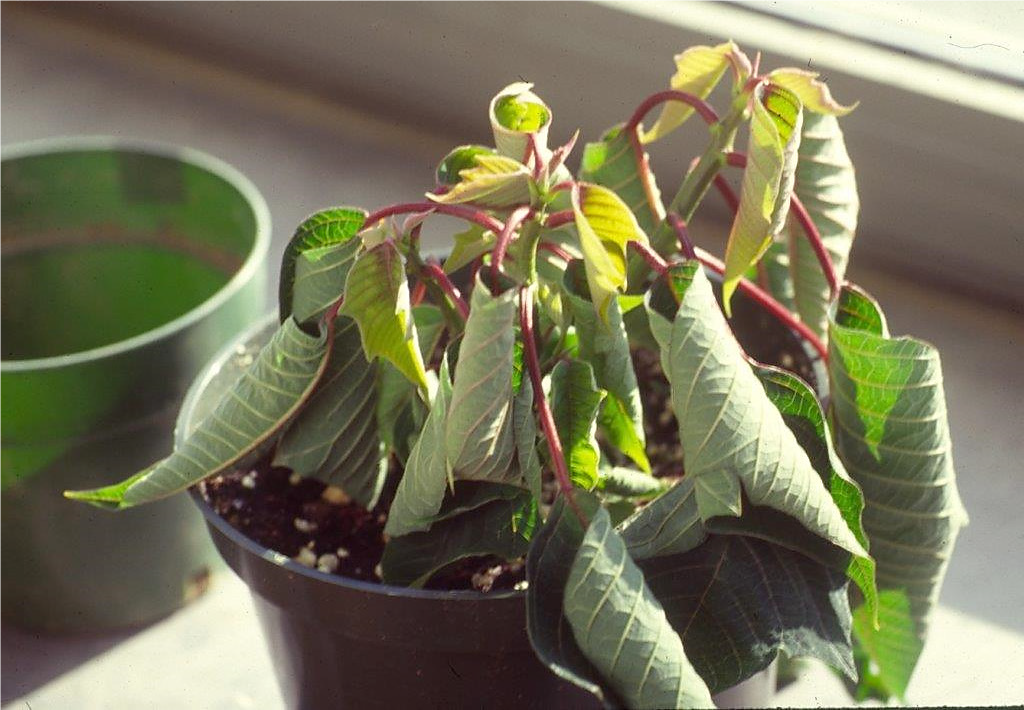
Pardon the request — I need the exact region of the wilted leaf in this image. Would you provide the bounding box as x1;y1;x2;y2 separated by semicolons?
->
564;508;714;709
428;153;534;208
829;285;967;700
639;534;855;694
341;241;428;391
380;484;536;587
279;207;367;323
550;359;606;490
722;83;803;312
67;318;332;508
580;125;664;238
769;69;857;116
637;262;866;558
274;317;386;507
642;42;751;143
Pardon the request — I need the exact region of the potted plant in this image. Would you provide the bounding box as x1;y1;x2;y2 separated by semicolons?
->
69;42;966;708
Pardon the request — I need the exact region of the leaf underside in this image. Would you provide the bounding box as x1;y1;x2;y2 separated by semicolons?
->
550;359;606;490
829;284;967;700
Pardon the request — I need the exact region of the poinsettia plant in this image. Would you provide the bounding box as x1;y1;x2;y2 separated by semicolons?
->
69;42;966;707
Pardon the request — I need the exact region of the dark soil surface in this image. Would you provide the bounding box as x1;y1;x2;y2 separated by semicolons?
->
202;460;525;592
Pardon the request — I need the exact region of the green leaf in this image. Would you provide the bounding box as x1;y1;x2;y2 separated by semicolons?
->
436;144;498;185
641;41;751;144
273;317;385;507
445;275;519;483
580;125;664;238
489;82;552;160
708;363;878;623
564;507;714;709
638;262;867;558
638;534;855;694
573;183;647;320
66;318;332;508
379;485;537;587
564;262;649;471
443;224;495;274
829;284;967;700
550;359;606;491
851;590;923;702
525;492;615;705
426;480;528;524
778;113;859;339
514;375;543;502
340;241;428;392
383;359;453;538
598;465;669;500
279;207;367;323
722;83;803;313
428;153;534;208
769;69;857;116
619;477;707;559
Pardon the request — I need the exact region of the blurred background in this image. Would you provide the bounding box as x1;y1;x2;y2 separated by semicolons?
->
3;2;1022;707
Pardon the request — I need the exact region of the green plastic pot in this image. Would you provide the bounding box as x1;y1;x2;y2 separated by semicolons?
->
1;138;271;632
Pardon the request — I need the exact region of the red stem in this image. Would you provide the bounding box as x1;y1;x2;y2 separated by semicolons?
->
544;210;575;230
490;205;533;293
628;239;669;276
712;174;740;213
628;125;667;227
695;247;828;362
667;213;696;260
624;89;721;133
519;285;586;526
724;152;839;299
364;202;504;235
421;262;469;321
538;241;573;262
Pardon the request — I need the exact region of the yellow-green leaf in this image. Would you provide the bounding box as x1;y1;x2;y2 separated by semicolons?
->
769;69;857;116
722;83;803;313
489;82;552;161
340;241;428;392
428;153;533;208
641;41;751;144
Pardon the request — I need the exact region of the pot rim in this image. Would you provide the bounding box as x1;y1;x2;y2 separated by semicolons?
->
180;312;524;603
1;136;271;373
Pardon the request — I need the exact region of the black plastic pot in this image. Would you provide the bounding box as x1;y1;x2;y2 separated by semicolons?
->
180;271;818;709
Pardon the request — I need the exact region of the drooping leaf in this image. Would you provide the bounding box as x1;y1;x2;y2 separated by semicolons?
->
525;492;615;705
580;125;664;238
769;69;857;116
550;359;606;491
443;224;496;274
619;477;707;559
636;262;867;558
641;41;752;144
379;484;537;587
445;276;519;483
436;144;498;185
851;590;923;702
598;465;669;500
426;480;530;524
564;507;714;709
67;318;332;508
274;316;385;507
340;240;428;391
708;363;878;622
722;83;803;312
638;534;855;694
573;183;648;320
776;112;859;338
829;284;967;700
428;153;534;208
564;261;649;471
384;359;453;538
489;82;552;161
279;207;367;323
514;375;543;502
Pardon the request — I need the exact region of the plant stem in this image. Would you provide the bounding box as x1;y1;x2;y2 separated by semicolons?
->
628;240;669;276
519;285;586;526
537;241;573;262
490;206;533;293
364;202;504;235
628;126;667;229
667;213;696;260
712;174;740;213
724;152;840;299
695;247;828;361
421;262;470;320
544;210;575;230
623;89;720;133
